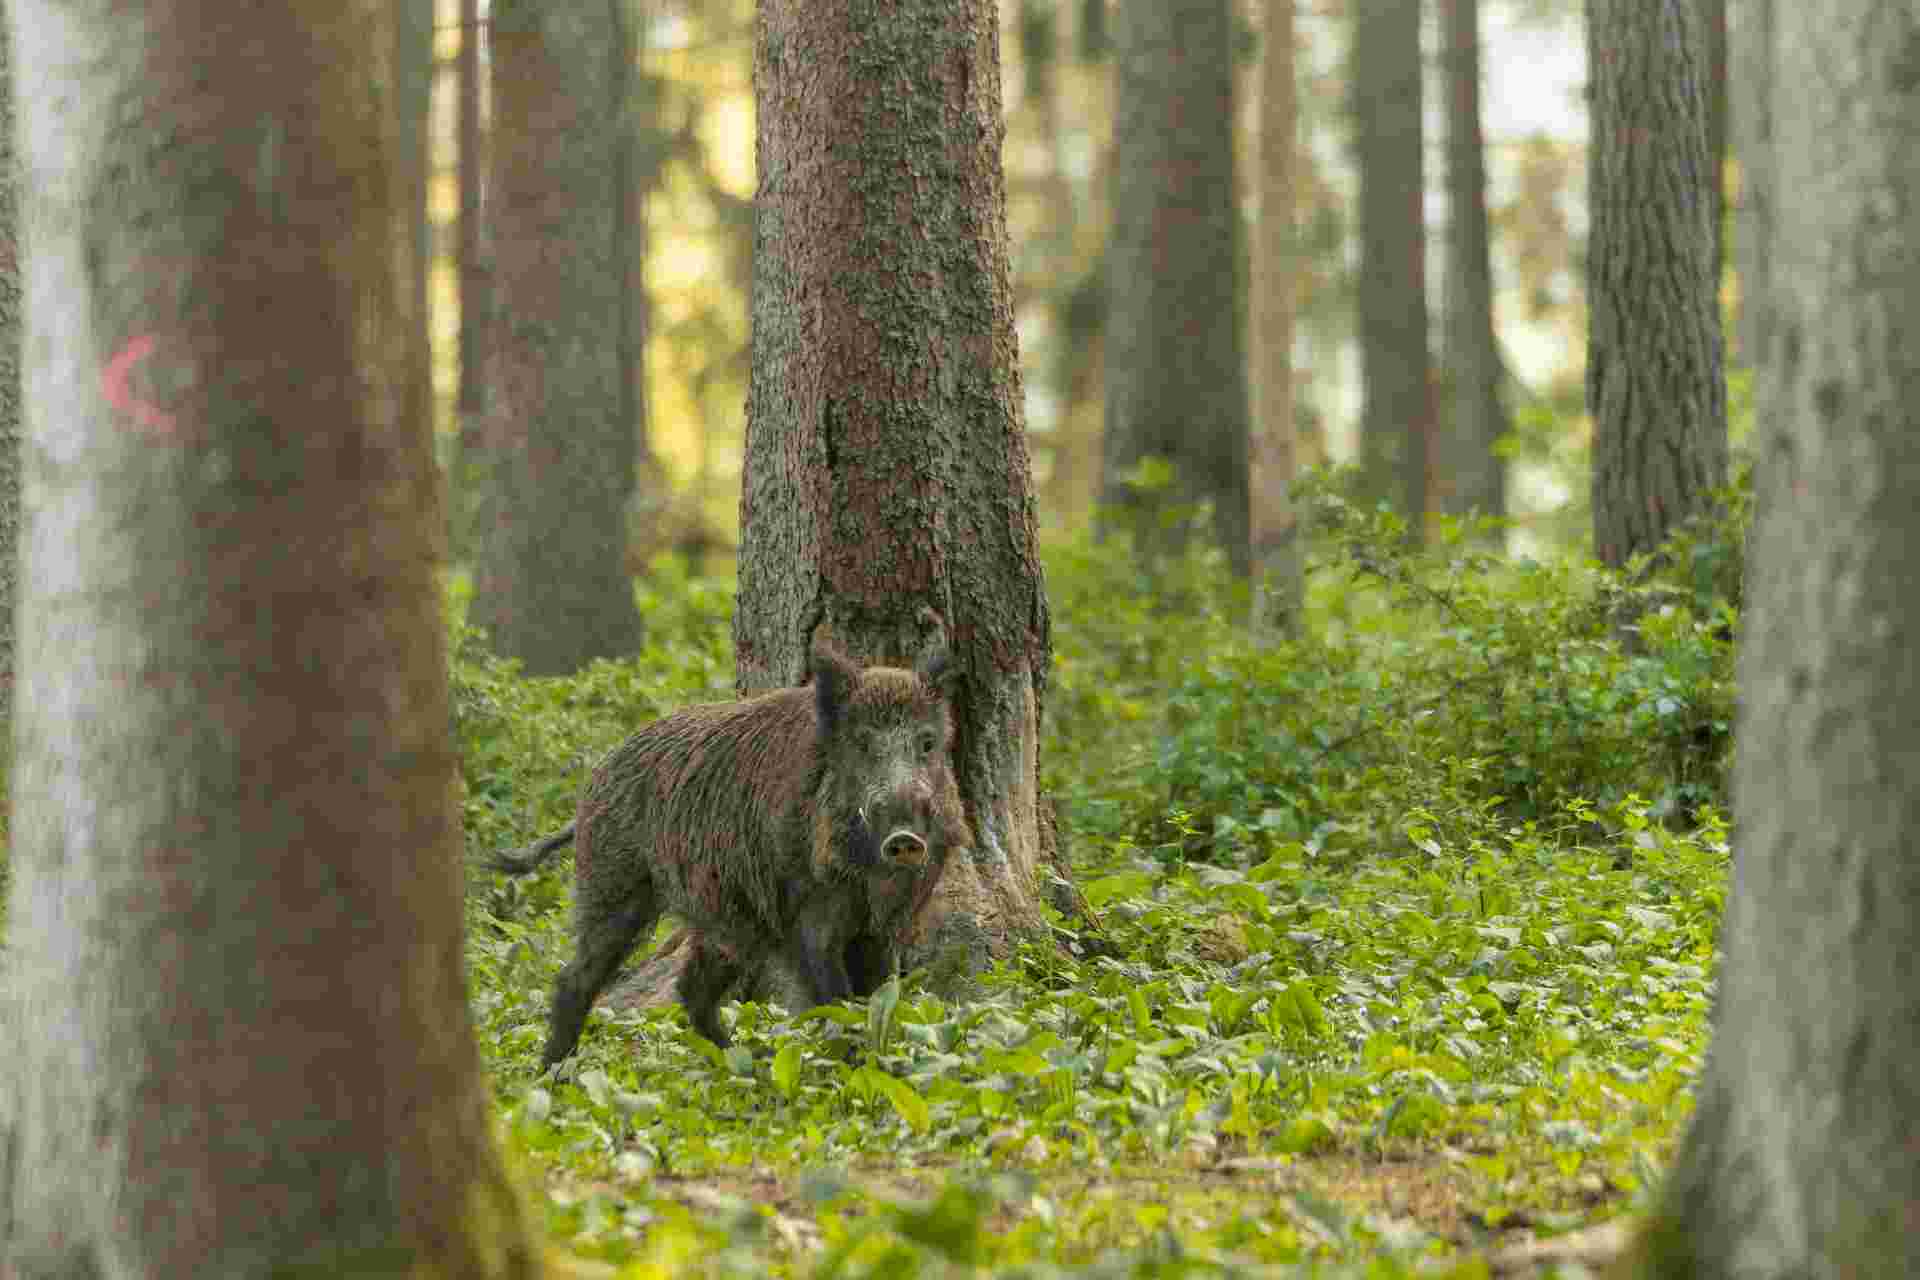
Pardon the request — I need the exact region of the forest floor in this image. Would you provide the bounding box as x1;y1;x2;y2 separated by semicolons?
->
477;797;1716;1278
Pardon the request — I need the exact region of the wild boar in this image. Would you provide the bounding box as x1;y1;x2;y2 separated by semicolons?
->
490;643;969;1065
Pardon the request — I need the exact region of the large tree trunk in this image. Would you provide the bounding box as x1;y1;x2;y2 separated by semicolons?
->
0;7;18;712
734;0;1061;978
1102;0;1251;574
0;2;535;1272
471;0;645;674
1352;0;1435;538
1439;0;1507;527
1586;0;1727;569
1634;7;1920;1275
1251;0;1302;631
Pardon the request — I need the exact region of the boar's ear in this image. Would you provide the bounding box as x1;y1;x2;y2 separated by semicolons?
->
914;645;960;700
811;643;859;738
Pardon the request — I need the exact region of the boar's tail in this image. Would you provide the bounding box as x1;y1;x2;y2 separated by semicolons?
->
488;824;577;875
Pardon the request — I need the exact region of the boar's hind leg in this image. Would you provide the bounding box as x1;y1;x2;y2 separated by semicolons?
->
541;885;658;1069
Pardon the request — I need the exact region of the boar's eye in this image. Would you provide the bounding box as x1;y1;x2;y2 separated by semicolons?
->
917;729;938;756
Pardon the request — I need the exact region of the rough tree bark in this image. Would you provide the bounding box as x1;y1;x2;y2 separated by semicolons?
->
1587;0;1727;569
1102;0;1251;574
737;0;1066;975
1439;0;1508;526
1251;0;1302;631
1634;6;1920;1275
471;0;645;674
0;1;536;1273
1352;0;1435;538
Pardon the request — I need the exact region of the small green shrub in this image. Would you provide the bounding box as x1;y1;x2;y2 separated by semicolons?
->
1044;470;1738;865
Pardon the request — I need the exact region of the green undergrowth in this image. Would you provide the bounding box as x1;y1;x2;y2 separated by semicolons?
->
461;501;1740;1278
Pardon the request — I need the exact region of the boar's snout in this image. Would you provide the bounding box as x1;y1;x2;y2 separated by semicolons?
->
880;828;930;865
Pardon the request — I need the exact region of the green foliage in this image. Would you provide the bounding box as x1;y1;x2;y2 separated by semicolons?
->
461;498;1741;1275
1049;471;1738;861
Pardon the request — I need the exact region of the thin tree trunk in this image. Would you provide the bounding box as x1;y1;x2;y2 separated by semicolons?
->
451;0;488;560
1587;0;1727;569
0;6;18;713
1103;0;1252;574
1440;0;1507;527
0;2;535;1271
1635;7;1920;1274
1730;0;1769;366
735;0;1067;976
1699;0;1727;282
472;0;644;674
398;0;432;372
1252;0;1302;632
457;0;486;426
1352;0;1435;539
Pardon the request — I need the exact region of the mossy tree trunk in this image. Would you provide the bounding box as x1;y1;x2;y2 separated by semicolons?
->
734;0;1064;978
472;0;645;674
1102;0;1251;574
0;1;536;1273
1586;0;1727;569
1634;5;1920;1275
1352;0;1434;539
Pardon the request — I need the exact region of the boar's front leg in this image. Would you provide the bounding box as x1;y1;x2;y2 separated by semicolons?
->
675;933;746;1047
785;889;857;1010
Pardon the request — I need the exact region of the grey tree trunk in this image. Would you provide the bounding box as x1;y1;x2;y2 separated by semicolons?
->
1352;0;1435;538
1634;7;1920;1275
0;6;18;713
1587;0;1727;569
1251;0;1302;631
735;0;1065;977
1102;0;1251;574
0;2;536;1273
471;0;645;674
1439;0;1508;526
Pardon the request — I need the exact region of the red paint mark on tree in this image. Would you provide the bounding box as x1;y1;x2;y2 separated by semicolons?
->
101;335;181;440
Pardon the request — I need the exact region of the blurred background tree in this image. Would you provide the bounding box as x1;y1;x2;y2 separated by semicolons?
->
422;0;1675;589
